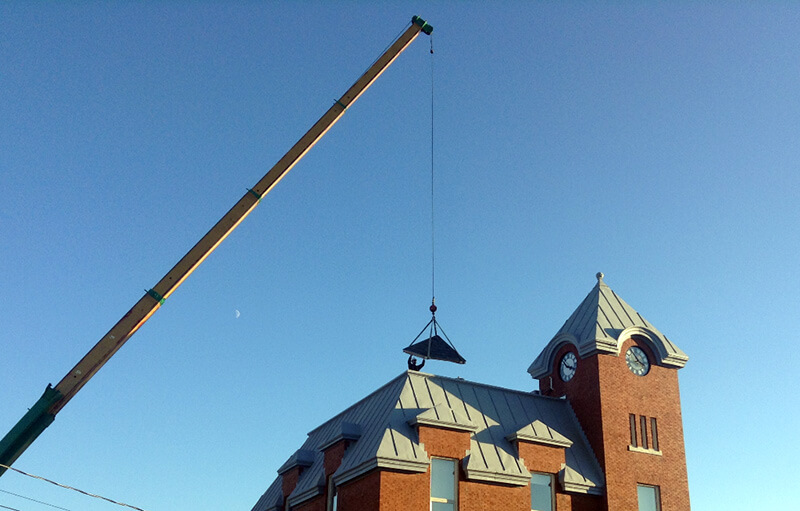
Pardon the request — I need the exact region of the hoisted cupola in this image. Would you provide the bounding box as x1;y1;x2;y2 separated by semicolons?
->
403;299;466;368
401;33;465;370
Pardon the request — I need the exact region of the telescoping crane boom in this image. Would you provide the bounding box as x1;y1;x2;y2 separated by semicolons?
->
0;15;433;478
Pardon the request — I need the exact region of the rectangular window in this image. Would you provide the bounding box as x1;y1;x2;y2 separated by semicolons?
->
530;472;553;511
326;476;337;511
629;414;638;447
650;418;659;451
640;415;649;449
430;458;457;511
637;484;661;511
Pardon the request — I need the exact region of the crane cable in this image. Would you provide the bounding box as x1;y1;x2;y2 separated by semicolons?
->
429;35;436;310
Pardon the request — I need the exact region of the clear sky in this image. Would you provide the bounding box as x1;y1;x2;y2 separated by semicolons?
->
2;2;798;510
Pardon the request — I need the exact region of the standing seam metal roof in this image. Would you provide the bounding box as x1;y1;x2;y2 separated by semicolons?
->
528;275;688;378
251;371;604;511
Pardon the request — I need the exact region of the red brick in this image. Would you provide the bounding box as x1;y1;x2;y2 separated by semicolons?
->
539;338;690;510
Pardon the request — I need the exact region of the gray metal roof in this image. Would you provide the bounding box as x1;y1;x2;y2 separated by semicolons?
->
528;273;688;378
251;371;604;511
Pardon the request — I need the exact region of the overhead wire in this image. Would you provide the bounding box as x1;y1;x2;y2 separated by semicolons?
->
0;464;152;511
0;489;74;511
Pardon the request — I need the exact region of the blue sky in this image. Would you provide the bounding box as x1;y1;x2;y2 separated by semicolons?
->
2;2;798;510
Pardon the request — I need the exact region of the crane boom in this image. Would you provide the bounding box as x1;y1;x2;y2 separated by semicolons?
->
0;15;433;478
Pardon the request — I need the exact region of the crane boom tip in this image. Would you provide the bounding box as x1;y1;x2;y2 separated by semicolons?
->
412;15;433;35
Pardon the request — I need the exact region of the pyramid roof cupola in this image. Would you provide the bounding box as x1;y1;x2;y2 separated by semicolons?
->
528;273;688;379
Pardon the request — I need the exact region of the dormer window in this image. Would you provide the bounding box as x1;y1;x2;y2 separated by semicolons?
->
430;458;457;511
326;476;337;511
530;472;554;511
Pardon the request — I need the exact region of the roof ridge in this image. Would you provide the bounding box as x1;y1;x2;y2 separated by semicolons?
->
306;371;410;436
421;372;564;402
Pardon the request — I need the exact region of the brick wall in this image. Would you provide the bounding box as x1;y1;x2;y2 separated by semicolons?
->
539;338;690;510
339;471;381;511
284;401;614;511
518;441;566;474
281;467;301;507
324;440;347;477
417;424;471;460
294;495;325;511
379;470;428;511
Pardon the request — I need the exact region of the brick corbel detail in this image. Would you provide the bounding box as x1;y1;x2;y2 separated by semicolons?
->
323;439;349;478
516;440;567;475
417;424;471;460
281;466;303;500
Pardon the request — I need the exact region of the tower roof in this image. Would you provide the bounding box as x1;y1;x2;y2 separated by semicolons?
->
528;273;688;379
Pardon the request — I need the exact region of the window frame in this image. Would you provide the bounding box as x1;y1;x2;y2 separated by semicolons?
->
629;414;638;447
637;484;662;511
326;475;337;511
650;417;659;451
640;415;649;449
430;457;458;510
530;471;554;511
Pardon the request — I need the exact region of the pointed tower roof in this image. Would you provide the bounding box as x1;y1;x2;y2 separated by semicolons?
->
528;273;688;379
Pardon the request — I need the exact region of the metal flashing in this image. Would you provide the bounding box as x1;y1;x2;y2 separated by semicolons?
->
287;472;325;507
276;448;315;475
462;451;531;486
333;456;430;487
410;404;478;432
506;419;573;448
559;465;604;496
318;421;363;451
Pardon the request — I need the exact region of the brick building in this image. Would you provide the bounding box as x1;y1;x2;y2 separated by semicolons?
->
251;274;690;511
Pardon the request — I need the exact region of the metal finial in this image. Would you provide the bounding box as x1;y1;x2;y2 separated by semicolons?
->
596;272;604;283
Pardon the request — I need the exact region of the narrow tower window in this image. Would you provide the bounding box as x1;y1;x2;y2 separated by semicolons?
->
640;415;649;449
650;417;659;451
629;414;638;447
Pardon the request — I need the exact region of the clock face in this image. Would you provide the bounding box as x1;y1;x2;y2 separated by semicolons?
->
559;352;578;382
625;346;650;376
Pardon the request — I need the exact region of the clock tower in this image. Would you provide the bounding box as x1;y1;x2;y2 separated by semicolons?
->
528;273;690;510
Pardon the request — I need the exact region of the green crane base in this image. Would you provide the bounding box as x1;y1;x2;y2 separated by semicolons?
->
0;385;62;476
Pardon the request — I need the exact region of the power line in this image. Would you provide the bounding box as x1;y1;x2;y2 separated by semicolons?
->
0;489;74;511
0;505;22;511
0;464;152;511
